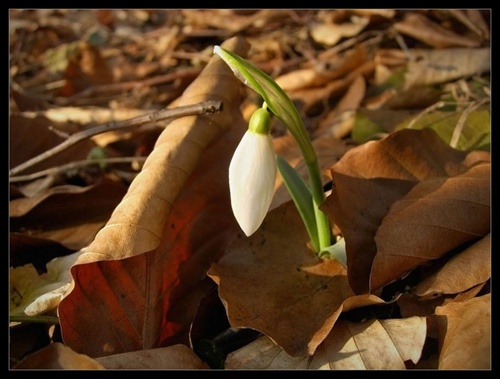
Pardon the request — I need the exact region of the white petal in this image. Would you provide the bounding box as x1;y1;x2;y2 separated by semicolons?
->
229;131;277;236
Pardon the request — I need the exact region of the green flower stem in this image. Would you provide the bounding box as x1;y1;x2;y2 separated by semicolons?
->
307;160;331;250
214;46;332;251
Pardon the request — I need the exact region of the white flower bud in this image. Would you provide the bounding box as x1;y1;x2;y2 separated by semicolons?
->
229;128;276;237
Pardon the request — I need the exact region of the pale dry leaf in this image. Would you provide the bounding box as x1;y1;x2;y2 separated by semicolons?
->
435;293;490;369
310;16;369;47
13;343;105;370
96;345;208;369
404;48;490;90
225;317;427;370
414;233;490;298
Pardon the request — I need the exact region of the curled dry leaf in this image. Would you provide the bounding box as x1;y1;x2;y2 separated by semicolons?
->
414;233;490;299
225;316;426;369
309;16;369;47
208;201;385;357
435;293;490;369
321;128;490;294
58;36;250;357
13;342;105;370
96;344;208;369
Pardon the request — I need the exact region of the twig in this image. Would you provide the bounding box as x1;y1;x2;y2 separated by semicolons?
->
9;157;147;183
9;100;223;177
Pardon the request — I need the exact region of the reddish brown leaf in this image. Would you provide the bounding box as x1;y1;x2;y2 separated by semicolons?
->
321;128;490;294
58;36;249;357
435;294;490;369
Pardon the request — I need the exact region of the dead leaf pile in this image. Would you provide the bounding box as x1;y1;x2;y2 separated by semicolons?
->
10;10;490;370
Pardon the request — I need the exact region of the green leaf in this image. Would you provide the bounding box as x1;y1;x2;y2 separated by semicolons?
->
276;155;318;252
395;109;490;152
214;46;316;163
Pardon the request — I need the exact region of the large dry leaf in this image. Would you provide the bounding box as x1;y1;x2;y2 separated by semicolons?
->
10;179;128;250
208;201;385;357
435;293;490;369
370;162;490;291
13;343;105;370
225;317;426;369
58;36;250;357
413;233;490;298
96;345;208;369
321;128;490;294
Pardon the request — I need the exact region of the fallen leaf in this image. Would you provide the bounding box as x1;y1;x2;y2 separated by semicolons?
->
321;128;491;293
310;16;369;47
96;344;208;369
403;48;490;90
9;113;96;175
13;342;105;370
10;250;82;320
10;178;128;250
225;316;427;369
395;108;491;152
58;36;250;357
394;12;481;49
435;293;490;369
371;162;490;291
209;201;385;357
413;234;490;299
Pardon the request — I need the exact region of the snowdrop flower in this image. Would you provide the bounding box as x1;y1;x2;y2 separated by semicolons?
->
229;107;276;236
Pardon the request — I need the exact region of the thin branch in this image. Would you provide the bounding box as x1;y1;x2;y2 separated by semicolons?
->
9;100;223;177
9;157;147;183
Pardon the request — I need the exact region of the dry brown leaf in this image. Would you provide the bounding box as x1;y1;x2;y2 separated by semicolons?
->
275;44;367;92
404;48;490;89
225;317;426;369
58;36;250;357
96;344;208;369
394;12;481;48
209;201;385;357
13;343;105;370
310;16;369;47
10;179;127;250
209;202;349;357
58;41;114;97
10;114;97;175
371;162;490;291
435;293;490;369
414;234;490;298
321;128;491;294
316;75;366;138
